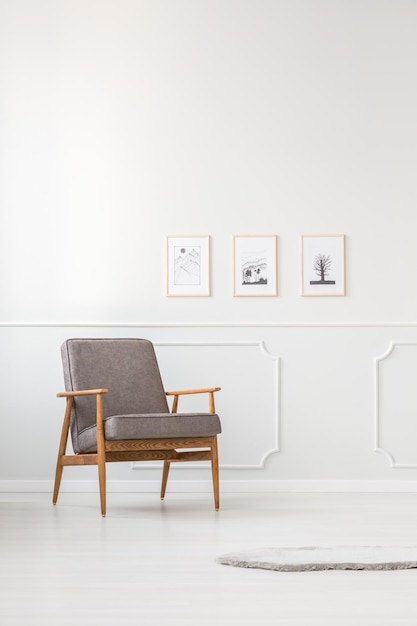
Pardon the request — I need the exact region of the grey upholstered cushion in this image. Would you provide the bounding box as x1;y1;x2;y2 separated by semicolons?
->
61;338;221;454
79;412;222;453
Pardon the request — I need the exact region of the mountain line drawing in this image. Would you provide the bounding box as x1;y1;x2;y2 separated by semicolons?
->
174;246;201;285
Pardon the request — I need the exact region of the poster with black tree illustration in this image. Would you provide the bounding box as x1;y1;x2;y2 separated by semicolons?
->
233;235;277;296
301;234;345;296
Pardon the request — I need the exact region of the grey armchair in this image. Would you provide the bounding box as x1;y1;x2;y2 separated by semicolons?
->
53;338;221;516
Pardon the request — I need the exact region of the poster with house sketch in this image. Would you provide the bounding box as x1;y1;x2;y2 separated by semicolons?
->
233;235;277;296
166;235;210;296
301;234;345;296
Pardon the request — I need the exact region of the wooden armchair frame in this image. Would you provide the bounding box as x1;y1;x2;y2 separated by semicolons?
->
53;386;221;517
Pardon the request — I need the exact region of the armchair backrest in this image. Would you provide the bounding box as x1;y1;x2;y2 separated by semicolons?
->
61;338;170;453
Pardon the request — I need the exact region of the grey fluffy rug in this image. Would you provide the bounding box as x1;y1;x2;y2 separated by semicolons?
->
216;546;417;572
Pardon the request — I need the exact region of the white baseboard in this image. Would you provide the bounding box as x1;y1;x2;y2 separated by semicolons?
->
2;480;417;493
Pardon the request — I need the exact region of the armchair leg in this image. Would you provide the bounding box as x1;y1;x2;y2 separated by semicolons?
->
53;397;72;505
160;460;171;500
98;457;106;517
96;393;107;517
52;461;63;505
211;436;220;511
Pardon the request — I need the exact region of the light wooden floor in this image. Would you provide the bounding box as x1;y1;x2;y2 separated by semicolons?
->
1;491;417;625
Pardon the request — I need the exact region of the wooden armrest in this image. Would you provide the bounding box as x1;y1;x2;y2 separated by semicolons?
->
57;389;109;398
166;387;221;396
166;387;221;414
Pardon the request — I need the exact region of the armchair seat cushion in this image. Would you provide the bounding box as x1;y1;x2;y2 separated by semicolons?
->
78;413;222;453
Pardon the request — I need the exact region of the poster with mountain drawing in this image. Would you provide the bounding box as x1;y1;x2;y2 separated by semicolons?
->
174;245;201;285
166;236;210;296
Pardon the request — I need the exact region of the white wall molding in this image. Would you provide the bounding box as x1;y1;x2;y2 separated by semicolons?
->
374;341;417;468
132;340;281;469
2;322;417;328
3;480;417;493
5;327;417;482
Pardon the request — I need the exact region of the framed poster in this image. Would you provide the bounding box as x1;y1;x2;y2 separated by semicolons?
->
301;234;345;296
166;235;210;296
233;235;277;297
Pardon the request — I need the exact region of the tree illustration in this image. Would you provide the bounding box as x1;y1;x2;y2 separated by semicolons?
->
312;254;332;283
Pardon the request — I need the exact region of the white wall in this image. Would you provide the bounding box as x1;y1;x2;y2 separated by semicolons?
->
1;0;417;491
